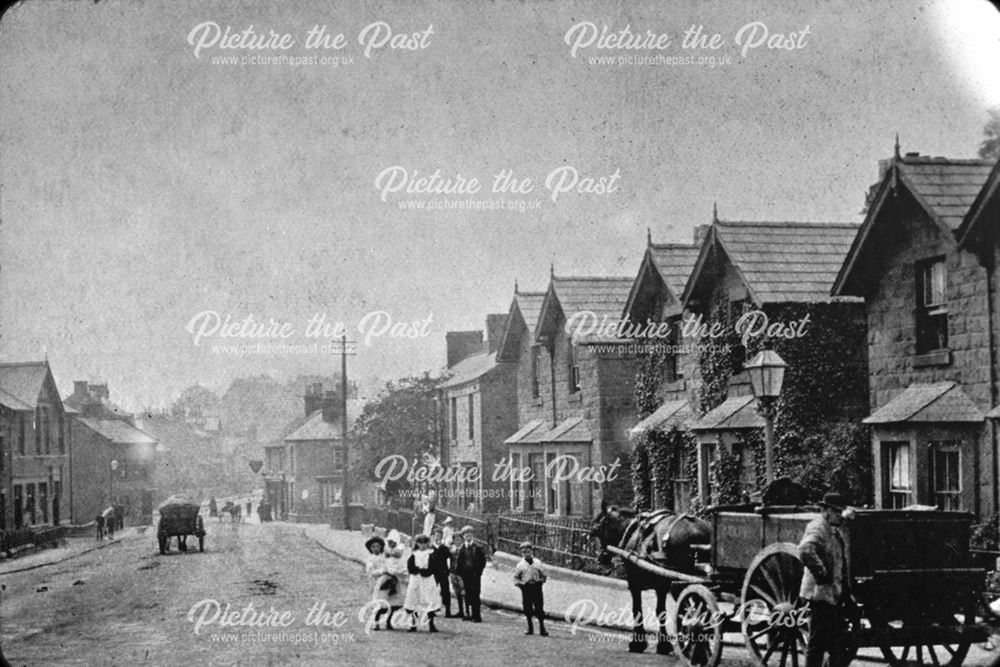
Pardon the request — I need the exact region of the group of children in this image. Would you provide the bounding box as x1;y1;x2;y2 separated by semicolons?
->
363;518;549;636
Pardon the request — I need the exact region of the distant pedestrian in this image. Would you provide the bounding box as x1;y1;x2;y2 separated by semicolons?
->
209;497;218;518
799;492;850;667
456;525;486;623
364;536;391;630
103;508;116;539
448;535;466;619
429;527;452;616
95;513;105;541
404;534;442;632
246;500;252;519
513;541;548;636
421;490;437;536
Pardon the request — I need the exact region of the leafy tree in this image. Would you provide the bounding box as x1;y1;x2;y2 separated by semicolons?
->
171;384;219;419
979;107;1000;161
355;373;440;502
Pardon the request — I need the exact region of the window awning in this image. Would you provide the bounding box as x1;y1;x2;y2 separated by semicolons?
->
864;382;984;424
504;419;548;445
690;395;765;431
628;400;692;439
545;416;592;443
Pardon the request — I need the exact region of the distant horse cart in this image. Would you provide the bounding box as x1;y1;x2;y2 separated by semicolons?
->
157;495;206;555
592;484;990;666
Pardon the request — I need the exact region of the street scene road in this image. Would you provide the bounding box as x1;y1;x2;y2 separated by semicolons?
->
1;519;765;666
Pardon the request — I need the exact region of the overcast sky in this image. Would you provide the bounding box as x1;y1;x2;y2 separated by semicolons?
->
1;0;998;410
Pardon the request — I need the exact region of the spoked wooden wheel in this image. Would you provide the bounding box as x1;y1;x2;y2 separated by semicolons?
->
740;543;809;666
874;619;970;666
674;584;723;667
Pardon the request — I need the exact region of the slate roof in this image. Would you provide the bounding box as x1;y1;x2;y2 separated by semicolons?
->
504;418;548;445
628;400;692;438
834;154;996;296
284;400;364;441
957;158;1000;252
0;387;32;411
537;276;634;342
864;382;984;424
685;221;860;306
648;243;702;299
0;361;50;410
546;416;593;443
77;418;158;445
690;395;765;431
497;290;547;362
897;156;994;232
987;404;1000;419
439;351;498;389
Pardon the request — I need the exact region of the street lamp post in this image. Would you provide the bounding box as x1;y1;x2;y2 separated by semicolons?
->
109;459;119;505
744;349;787;485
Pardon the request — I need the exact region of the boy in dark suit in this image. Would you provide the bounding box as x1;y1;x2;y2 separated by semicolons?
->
430;526;453;616
456;525;487;622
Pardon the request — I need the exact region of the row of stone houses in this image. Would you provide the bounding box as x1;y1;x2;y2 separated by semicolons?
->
0;364;162;530
435;148;1000;520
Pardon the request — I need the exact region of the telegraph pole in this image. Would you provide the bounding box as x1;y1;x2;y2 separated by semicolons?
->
332;333;357;530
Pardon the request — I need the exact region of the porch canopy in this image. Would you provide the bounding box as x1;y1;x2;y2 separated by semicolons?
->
863;382;984;424
628;400;692;440
504;418;549;445
690;395;765;431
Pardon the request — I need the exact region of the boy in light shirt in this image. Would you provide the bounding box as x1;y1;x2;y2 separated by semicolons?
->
512;541;548;636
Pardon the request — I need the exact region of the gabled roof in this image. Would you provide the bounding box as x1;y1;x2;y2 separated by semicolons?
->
957;158;1000;258
864;382;984;424
622;242;700;322
690;395;765;431
284;400;364;441
628;400;692;439
536;275;633;342
497;290;546;362
439;351;498;389
834;154;995;296
0;361;52;410
77;418;158;445
0;387;32;411
684;221;860;306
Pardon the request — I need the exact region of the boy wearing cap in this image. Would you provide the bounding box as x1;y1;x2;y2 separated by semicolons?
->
456;525;487;622
799;492;850;667
513;541;548;636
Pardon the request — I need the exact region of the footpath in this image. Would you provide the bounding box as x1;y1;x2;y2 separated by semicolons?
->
300;524;670;636
0;527;146;576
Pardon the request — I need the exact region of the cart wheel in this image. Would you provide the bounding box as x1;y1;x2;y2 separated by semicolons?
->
674;584;723;667
740;543;808;667
873;619;970;666
158;534;167;555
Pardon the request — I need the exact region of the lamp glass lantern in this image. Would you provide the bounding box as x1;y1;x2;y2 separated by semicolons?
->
745;349;787;400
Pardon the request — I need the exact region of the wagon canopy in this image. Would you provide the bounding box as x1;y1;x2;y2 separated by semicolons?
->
159;495;201;518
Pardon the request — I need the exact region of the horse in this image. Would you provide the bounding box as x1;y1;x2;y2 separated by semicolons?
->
591;503;712;655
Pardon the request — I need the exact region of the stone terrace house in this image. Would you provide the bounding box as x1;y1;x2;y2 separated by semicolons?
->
0;361;71;529
503;275;638;516
679;219;868;507
437;315;517;514
282;384;366;523
834;152;997;515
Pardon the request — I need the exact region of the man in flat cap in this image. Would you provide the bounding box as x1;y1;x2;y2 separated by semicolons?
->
456;525;487;622
513;541;548;636
799;492;851;667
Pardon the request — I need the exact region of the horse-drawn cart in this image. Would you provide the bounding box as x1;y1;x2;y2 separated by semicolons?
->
604;504;989;666
157;495;206;555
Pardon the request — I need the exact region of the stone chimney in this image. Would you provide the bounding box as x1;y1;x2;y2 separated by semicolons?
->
321;390;343;423
304;382;324;416
73;380;89;397
693;224;711;245
485;313;508;354
445;331;484;368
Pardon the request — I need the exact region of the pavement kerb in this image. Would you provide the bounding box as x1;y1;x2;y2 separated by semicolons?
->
0;527;148;575
301;526;638;633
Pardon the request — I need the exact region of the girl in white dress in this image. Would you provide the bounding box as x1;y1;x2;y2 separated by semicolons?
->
364;536;390;630
404;534;442;632
380;530;409;629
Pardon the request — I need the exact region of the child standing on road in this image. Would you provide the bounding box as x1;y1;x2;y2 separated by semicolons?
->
448;536;466;619
513;541;548;636
404;534;442;632
364;536;390;630
382;530;408;629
